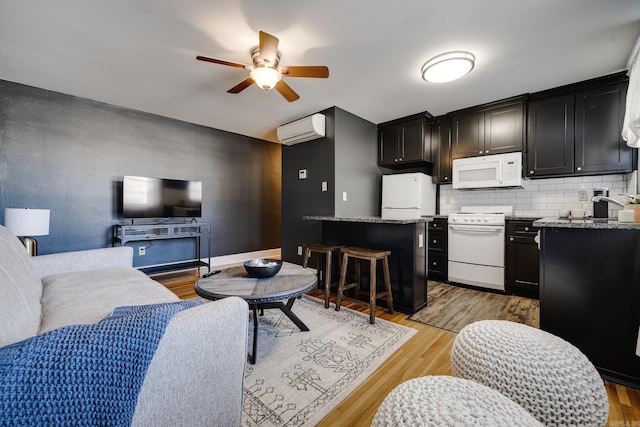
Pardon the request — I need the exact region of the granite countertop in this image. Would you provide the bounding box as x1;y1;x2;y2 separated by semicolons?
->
534;217;640;230
422;215;543;221
303;215;432;224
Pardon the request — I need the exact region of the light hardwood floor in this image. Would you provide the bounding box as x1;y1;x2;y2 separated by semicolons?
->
154;270;640;426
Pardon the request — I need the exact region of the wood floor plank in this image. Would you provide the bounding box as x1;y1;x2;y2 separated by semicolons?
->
156;270;640;426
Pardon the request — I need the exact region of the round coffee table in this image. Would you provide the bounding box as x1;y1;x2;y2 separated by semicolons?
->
195;262;317;364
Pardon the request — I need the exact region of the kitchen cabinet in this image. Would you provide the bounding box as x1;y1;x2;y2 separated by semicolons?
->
538;225;640;388
505;220;539;299
427;218;448;281
430;116;451;183
527;72;633;178
449;97;525;159
378;112;433;167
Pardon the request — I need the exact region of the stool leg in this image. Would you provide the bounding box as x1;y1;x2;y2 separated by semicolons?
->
316;254;323;288
324;250;332;309
383;255;394;314
335;252;349;311
355;259;361;297
302;247;310;268
369;257;377;324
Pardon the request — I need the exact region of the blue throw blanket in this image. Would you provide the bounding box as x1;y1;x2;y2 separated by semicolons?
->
0;300;201;427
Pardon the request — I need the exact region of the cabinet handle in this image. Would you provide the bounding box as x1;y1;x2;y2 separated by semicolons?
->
399;157;403;161
432;239;437;244
524;227;529;231
394;158;398;162
444;177;448;180
576;166;582;171
509;237;514;242
529;170;535;175
485;150;489;154
479;150;483;154
433;261;437;265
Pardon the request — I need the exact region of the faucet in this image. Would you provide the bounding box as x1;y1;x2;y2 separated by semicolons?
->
591;196;626;208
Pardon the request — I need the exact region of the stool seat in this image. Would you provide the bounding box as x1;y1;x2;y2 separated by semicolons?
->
372;376;543;427
336;246;394;324
302;243;343;308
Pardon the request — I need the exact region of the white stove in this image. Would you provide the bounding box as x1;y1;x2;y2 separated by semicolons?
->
447;206;513;291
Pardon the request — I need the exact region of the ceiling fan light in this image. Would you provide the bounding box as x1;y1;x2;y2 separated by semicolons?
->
250;66;281;90
421;51;475;83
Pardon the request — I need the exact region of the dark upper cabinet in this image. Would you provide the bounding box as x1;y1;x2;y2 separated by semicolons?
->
575;81;629;174
527;73;632;178
378;113;433;167
430;116;451;183
527;94;575;176
450;97;525;159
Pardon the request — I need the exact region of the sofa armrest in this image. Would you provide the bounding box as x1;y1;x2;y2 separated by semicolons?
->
133;297;249;427
30;246;134;278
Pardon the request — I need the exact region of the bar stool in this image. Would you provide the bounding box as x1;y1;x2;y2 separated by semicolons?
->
302;242;343;308
335;246;394;324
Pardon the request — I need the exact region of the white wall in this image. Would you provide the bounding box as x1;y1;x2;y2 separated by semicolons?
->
440;172;636;217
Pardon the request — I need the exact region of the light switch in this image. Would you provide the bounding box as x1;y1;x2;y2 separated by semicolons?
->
418;234;424;248
342;192;348;201
298;169;307;180
321;181;327;192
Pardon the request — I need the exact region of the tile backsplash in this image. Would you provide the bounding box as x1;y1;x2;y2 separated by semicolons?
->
439;172;637;218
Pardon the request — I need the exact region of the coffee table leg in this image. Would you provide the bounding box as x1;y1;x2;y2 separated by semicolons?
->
250;305;258;364
280;298;310;331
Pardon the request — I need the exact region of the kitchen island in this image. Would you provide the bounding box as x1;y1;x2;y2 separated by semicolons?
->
304;216;431;314
534;216;640;388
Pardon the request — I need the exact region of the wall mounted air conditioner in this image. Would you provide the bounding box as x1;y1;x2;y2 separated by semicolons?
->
276;113;326;145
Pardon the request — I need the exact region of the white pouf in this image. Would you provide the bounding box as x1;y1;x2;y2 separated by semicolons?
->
451;320;609;427
372;376;543;427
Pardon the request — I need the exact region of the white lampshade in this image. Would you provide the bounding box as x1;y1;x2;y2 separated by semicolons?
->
4;208;50;236
421;51;475;83
250;66;281;90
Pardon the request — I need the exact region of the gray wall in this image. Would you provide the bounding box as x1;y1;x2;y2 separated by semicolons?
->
0;80;281;267
281;106;378;263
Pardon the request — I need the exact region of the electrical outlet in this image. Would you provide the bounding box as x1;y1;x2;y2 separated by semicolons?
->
578;190;589;201
298;169;307;180
138;246;146;256
321;181;327;192
342;191;348;201
297;246;303;256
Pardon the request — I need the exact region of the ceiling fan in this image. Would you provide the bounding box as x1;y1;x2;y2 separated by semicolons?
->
196;31;329;102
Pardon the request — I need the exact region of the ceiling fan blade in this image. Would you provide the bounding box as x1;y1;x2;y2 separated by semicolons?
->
275;80;300;102
259;31;279;66
280;66;329;78
196;55;250;69
227;77;255;94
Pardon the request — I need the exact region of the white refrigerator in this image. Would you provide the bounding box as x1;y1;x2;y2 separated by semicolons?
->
381;173;436;219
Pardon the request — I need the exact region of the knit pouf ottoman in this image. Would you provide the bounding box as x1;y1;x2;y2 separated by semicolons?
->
372;376;543;427
451;320;609;427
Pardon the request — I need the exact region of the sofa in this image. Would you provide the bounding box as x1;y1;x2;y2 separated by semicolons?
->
0;224;249;426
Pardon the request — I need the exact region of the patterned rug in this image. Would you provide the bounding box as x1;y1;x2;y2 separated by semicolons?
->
241;295;417;426
409;281;539;334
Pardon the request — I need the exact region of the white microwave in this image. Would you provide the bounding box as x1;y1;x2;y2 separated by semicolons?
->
452;153;522;189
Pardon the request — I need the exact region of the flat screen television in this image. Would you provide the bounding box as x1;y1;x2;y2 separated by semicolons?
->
122;176;202;218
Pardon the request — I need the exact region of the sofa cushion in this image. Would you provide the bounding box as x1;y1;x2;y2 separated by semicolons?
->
39;268;179;334
0;225;43;347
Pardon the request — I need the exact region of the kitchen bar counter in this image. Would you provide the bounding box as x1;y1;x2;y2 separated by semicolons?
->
534;216;640;230
304;216;429;314
303;215;431;224
537;217;640;388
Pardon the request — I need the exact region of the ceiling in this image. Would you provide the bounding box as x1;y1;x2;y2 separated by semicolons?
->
1;1;639;143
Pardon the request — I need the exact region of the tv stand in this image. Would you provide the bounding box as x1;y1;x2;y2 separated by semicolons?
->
113;223;211;276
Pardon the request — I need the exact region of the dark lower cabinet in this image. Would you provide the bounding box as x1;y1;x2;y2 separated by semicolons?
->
539;227;640;388
505;220;539;298
428;218;448;281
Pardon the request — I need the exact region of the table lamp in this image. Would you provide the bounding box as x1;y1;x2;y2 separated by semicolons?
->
3;208;50;256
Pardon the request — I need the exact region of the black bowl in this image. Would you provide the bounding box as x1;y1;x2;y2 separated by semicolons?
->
243;258;283;278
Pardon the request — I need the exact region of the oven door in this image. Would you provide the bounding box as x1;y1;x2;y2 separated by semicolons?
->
448;224;505;267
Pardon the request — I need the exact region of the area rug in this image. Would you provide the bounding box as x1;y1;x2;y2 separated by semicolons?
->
409;281;539;334
241;295;417;426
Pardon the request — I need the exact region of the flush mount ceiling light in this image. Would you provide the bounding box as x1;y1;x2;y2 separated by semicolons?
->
421;51;475;83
